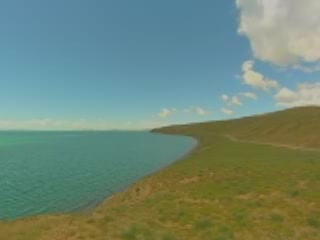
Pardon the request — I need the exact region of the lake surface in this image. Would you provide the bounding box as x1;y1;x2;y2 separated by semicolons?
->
0;131;196;220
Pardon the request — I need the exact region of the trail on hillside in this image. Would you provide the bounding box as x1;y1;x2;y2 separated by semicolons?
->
224;134;320;152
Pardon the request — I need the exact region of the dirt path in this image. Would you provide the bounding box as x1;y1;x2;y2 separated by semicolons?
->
223;134;320;152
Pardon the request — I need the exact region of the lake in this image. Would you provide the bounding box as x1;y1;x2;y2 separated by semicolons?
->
0;131;196;220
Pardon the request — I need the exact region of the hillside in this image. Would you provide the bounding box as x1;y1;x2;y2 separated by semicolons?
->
157;106;320;149
0;106;319;240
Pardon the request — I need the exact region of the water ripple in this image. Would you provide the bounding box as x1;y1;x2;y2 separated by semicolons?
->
0;131;196;220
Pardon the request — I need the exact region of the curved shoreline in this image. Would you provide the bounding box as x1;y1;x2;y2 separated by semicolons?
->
1;107;320;240
0;131;199;222
1;128;317;222
81;132;199;214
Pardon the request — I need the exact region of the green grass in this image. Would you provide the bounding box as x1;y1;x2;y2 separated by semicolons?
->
307;216;320;228
0;106;320;239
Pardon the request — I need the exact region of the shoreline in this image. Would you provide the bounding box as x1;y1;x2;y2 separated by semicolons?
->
2;127;316;222
82;131;199;214
1;107;319;239
0;131;199;222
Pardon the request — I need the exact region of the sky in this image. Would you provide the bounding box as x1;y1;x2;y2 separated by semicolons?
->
0;0;319;130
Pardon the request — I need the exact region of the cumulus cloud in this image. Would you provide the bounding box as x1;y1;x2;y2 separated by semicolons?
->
158;106;212;119
221;94;229;102
241;92;257;100
241;60;279;90
236;0;320;66
274;83;320;107
221;108;234;115
222;94;243;107
158;108;176;118
231;96;242;106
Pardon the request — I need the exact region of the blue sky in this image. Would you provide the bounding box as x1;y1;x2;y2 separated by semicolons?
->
0;0;319;130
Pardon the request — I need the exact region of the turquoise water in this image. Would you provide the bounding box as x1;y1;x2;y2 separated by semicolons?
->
0;131;196;220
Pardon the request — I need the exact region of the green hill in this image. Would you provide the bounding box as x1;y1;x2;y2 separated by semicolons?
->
157;106;320;149
1;107;319;240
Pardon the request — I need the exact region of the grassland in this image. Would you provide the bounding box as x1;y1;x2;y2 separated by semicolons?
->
0;106;319;240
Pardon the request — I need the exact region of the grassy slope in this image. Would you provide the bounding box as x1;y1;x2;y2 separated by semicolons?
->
0;107;319;240
162;106;320;149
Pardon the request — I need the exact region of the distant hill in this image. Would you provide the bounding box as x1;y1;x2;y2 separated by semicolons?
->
155;106;320;149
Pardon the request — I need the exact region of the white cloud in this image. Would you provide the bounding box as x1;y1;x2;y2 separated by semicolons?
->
184;106;212;116
194;107;211;116
241;60;279;90
222;94;244;107
236;0;320;66
221;94;229;102
293;63;320;73
231;96;242;106
158;108;176;118
274;88;298;104
274;83;320;107
0;118;173;131
241;92;257;100
0;119;123;130
221;108;234;115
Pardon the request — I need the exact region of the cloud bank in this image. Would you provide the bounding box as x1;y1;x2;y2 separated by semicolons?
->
275;83;320;107
236;0;320;66
0;119;171;131
0;119;125;130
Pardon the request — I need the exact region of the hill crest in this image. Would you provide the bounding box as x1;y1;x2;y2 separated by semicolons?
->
155;106;320;149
